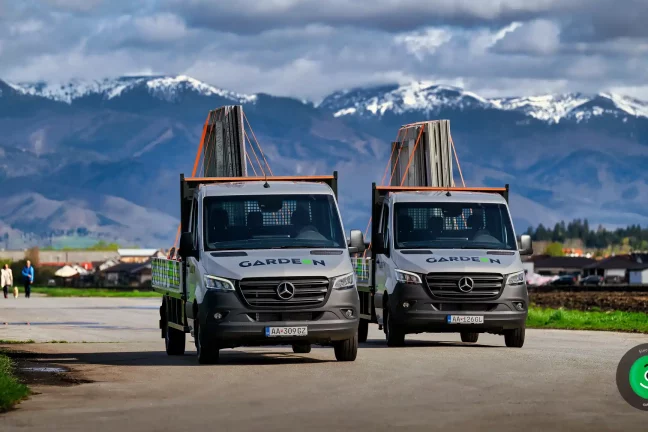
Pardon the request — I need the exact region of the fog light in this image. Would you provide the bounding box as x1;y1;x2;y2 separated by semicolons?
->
214;312;223;320
402;301;410;309
342;309;354;319
514;302;525;311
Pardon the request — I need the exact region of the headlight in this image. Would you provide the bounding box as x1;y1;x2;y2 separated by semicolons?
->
204;275;235;291
394;269;422;284
332;272;356;290
506;271;525;286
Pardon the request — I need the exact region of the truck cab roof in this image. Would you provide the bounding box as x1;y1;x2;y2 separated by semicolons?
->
388;190;508;205
199;180;335;197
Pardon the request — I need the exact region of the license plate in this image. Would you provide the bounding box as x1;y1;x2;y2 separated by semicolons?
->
265;326;308;337
447;315;484;324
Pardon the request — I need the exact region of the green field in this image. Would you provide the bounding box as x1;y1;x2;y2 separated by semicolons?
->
527;306;648;333
31;287;161;298
0;353;29;412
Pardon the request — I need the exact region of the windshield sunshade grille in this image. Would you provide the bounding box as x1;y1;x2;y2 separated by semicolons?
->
239;277;330;308
425;273;504;300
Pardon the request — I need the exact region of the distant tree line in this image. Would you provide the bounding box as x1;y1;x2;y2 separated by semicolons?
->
525;219;648;250
41;241;122;251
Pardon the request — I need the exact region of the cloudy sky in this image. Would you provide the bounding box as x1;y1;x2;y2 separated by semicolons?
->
1;0;647;101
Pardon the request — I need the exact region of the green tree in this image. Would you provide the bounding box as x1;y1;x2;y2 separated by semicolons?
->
544;242;565;257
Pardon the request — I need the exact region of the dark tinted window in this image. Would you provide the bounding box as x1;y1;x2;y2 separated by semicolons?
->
394;202;517;250
203;194;345;250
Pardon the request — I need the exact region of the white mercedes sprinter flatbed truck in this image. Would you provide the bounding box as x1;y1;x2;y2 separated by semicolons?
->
153;173;366;363
355;184;533;347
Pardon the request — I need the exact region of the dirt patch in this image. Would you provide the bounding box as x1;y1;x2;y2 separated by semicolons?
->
530;291;648;313
2;349;93;388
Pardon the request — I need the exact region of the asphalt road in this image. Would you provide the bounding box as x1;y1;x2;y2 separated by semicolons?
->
1;297;647;431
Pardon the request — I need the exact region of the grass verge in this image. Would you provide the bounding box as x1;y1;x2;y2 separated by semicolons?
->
528;306;648;333
0;340;35;345
30;287;161;298
0;352;29;412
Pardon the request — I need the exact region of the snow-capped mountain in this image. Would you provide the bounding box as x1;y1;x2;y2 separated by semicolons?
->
1;74;648;248
6;75;256;104
319;81;648;124
320;82;490;117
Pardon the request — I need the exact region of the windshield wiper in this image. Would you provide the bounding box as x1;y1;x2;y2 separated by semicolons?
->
270;245;334;249
458;245;509;250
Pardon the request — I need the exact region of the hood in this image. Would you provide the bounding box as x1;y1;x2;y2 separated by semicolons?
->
393;249;522;275
200;249;352;280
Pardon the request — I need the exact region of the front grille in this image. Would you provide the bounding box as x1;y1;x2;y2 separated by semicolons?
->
425;273;504;300
239;277;330;309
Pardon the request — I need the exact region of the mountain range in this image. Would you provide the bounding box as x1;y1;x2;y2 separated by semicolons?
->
1;75;648;248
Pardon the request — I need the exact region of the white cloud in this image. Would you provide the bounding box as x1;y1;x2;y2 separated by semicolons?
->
395;28;453;60
9;19;44;36
493;19;561;55
42;0;105;12
1;1;648;101
488;21;523;47
608;86;648;102
134;13;187;43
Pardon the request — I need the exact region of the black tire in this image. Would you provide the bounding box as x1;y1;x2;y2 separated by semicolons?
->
292;343;312;354
460;332;479;343
164;320;186;356
195;318;220;364
504;326;525;348
358;318;369;343
384;304;405;347
333;333;358;361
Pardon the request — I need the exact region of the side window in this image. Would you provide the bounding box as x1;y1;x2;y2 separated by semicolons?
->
190;198;199;248
380;204;391;257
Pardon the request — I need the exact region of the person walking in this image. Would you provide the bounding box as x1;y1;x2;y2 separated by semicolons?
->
21;260;34;298
1;264;13;299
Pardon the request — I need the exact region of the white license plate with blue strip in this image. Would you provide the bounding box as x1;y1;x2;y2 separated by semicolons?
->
265;326;308;337
447;315;484;324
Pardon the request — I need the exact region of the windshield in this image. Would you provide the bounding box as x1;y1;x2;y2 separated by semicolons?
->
393;202;517;250
203;194;346;251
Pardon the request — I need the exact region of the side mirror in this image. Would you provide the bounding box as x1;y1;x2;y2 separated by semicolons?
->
179;232;197;259
348;230;365;254
519;234;533;256
373;233;385;255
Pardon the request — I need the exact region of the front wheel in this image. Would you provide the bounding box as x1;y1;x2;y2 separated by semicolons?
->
504;326;525;348
384;305;405;347
292;343;311;354
195;318;220;364
460;332;479;343
333;333;358;361
358;318;369;343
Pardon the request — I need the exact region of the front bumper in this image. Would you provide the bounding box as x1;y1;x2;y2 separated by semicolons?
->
197;287;359;348
389;282;528;334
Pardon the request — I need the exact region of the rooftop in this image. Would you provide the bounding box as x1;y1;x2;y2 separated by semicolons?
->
390;191;507;205
117;249;159;257
532;256;597;268
200;180;335;197
104;262;151;274
584;255;648;270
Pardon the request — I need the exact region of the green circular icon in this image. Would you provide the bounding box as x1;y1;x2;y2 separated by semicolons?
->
617;344;648;410
629;355;648;399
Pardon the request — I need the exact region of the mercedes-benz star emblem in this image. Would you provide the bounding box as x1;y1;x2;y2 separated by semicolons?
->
458;277;474;293
276;282;296;300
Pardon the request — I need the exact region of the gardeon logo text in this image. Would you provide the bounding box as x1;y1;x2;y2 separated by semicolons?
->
426;256;501;264
239;258;326;268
